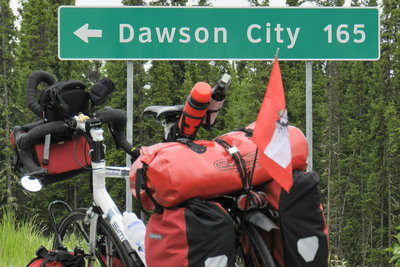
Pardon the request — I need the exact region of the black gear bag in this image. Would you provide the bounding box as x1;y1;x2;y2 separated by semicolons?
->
26;245;85;267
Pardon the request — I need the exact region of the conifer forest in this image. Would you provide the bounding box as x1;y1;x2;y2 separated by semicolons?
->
1;0;400;266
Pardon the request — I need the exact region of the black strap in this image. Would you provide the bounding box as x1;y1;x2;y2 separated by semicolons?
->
203;109;219;129
135;164;163;214
176;138;207;154
135;167;146;214
215;138;250;191
39;257;51;267
36;245;49;257
31;245;50;267
179;111;203;139
215;138;268;211
50;87;71;115
233;127;253;137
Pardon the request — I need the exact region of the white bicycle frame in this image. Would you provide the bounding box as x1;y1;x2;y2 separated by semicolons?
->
76;118;146;266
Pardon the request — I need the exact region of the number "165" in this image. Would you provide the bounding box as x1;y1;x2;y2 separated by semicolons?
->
324;24;366;44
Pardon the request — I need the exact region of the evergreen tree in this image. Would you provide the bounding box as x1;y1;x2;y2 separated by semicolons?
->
380;0;400;264
148;0;188;6
15;0;55;117
338;60;385;265
11;0;101;222
248;0;269;6
224;61;269;131
0;0;18;211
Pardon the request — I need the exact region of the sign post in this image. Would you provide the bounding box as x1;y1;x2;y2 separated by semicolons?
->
306;61;312;171
126;61;133;211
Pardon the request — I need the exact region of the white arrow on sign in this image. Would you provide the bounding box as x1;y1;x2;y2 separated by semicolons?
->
74;23;102;43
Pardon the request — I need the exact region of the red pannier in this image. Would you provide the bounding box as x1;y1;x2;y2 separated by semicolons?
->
129;123;308;210
145;198;236;267
257;171;329;267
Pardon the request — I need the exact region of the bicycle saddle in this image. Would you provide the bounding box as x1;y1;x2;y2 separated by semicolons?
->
143;105;184;122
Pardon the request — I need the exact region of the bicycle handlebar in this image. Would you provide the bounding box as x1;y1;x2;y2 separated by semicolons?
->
94;108;136;157
26;71;57;118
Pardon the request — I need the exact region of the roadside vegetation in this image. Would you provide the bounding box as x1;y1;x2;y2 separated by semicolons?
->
0;210;52;266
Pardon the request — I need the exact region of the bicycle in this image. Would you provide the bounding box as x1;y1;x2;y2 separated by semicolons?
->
14;77;278;267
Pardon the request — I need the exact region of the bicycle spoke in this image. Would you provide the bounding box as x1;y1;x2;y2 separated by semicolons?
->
54;209;135;266
234;223;276;267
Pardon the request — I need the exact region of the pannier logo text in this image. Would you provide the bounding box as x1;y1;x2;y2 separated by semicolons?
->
214;151;260;172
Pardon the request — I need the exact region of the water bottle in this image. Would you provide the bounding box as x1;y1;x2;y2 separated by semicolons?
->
178;82;212;139
202;73;231;130
122;211;146;254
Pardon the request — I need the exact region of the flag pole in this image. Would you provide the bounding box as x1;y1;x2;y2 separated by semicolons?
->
249;148;258;186
250;49;278;186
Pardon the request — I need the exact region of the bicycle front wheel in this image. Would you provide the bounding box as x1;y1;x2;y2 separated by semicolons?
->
53;208;135;267
235;222;277;267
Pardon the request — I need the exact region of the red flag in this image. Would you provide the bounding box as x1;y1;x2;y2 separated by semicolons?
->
252;57;293;192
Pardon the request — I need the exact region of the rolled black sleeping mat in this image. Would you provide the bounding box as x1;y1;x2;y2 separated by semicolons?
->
26;71;57;118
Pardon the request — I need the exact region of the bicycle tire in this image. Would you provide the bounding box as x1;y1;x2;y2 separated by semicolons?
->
235;222;277;267
53;208;136;267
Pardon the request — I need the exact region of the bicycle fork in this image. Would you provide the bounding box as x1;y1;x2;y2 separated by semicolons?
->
91;161;146;266
86;208;99;267
85;207;122;267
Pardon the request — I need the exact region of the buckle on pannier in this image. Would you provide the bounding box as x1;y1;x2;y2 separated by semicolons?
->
227;146;239;155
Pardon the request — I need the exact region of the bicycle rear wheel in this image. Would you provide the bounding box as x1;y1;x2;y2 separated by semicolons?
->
53;208;135;266
235;222;277;267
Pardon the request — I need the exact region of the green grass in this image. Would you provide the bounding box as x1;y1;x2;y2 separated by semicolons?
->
388;227;400;267
0;210;52;266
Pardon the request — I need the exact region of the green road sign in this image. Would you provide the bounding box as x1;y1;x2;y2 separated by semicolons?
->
58;6;380;60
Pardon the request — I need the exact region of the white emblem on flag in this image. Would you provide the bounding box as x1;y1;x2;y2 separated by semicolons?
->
264;109;291;168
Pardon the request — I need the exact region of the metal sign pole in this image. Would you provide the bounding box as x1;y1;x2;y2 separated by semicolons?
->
126;60;133;212
306;61;313;172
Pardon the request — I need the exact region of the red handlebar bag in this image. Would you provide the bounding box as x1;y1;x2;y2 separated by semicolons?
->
35;136;91;179
11;128;91;185
130;123;308;210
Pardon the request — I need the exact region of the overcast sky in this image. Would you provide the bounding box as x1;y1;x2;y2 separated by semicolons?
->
73;0;284;7
71;0;352;7
11;0;355;15
9;0;356;27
